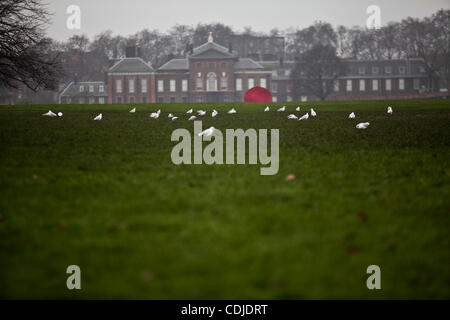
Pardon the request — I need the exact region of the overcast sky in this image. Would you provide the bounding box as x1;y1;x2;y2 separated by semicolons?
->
46;0;450;41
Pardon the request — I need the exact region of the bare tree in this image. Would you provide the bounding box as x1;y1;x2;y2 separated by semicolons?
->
0;0;61;91
291;44;345;101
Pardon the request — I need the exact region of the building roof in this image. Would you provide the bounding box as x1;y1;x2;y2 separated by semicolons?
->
189;41;237;59
158;58;189;71
234;58;265;70
108;57;153;73
60;81;108;97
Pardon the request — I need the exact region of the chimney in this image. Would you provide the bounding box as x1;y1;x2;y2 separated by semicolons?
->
189;43;194;55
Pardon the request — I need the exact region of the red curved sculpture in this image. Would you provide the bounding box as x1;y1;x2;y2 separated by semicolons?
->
243;86;273;103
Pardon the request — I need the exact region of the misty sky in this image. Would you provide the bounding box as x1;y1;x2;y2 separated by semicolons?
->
46;0;450;41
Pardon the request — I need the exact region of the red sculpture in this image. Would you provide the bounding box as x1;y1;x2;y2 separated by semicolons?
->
243;86;273;103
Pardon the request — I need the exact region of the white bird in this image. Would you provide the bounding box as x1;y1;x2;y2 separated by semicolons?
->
310;108;317;117
93;113;102;121
298;112;309;121
212;110;218;117
57;112;63;117
186;109;193;114
287;114;298;120
157;109;161;115
171;116;178;121
197;110;206;116
348;112;355;119
150;111;160;119
387;106;393;114
264;106;270;112
129;107;136;113
168;113;174;118
42;110;56;117
228;108;236;114
277;106;286;112
296;106;300;112
188;115;197;121
356;122;370;129
198;126;215;138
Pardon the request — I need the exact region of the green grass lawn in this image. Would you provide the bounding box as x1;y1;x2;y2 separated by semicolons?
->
0;99;449;299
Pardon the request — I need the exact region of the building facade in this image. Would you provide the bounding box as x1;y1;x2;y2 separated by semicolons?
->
59;81;108;104
58;34;442;105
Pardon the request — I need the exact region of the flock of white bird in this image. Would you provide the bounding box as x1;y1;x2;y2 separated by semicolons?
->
42;104;394;133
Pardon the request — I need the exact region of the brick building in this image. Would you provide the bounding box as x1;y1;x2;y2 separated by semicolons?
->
58;33;443;104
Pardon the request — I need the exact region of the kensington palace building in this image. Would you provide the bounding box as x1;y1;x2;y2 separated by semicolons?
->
59;33;440;104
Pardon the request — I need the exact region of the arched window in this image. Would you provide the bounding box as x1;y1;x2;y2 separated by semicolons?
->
207;72;217;92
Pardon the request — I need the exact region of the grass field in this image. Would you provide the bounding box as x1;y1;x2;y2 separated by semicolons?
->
0;99;449;299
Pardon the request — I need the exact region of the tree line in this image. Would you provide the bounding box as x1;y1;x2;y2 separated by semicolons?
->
1;0;449;96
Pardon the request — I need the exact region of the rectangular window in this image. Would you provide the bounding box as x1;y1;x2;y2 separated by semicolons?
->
141;79;147;93
399;78;405;90
271;82;278;93
358;67;365;75
346;80;352;92
182;79;188;92
272;96;277;102
79;85;84;92
79;97;84;104
89;85;94;93
333;80;339;92
372;67;379;74
89;97;95;104
220;77;227;90
236;78;242;91
386;79;392;91
399;66;406;74
372;79;378;91
287;96;292;102
248;78;254;89
99;85;104;93
260;78;267;89
99;97;105;104
170;80;176;92
359;79;365;91
157;80;164;92
413;78;420;90
116;79;122;93
385;66;392;74
196;78;203;91
129;79;135;93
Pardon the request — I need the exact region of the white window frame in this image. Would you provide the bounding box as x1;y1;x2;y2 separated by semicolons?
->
260;78;267;89
413;78;420;90
399;78;405;90
333;80;339;92
182;79;188;92
141;79;147;93
236;78;242;91
372;79;378;91
99;85;104;93
220;77;228;90
346;79;352;92
89;85;94;93
385;66;392;74
386;79;392;91
358;67;365;75
157;80;164;92
129;79;135;93
170;79;176;92
196;78;203;91
79;85;84;92
99;97;105;104
116;79;122;93
359;79;365;91
248;78;255;89
372;67;379;74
